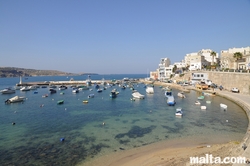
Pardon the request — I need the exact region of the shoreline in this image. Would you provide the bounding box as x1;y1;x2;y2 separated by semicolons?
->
78;81;250;166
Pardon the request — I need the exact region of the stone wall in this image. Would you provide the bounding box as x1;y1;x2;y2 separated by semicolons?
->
183;71;250;94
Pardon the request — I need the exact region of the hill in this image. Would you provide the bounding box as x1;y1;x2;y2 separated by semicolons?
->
0;67;76;78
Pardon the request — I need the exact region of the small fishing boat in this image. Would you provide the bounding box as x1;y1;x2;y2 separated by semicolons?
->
146;86;154;94
177;92;186;98
220;103;227;109
72;89;79;93
42;94;48;98
83;100;89;103
58;85;67;90
1;87;16;94
175;108;183;116
201;106;207;110
206;101;211;104
88;94;95;98
97;88;103;93
197;96;204;100
110;89;117;98
132;91;145;99
49;89;57;94
57;100;64;105
20;86;30;91
5;96;25;104
195;101;201;105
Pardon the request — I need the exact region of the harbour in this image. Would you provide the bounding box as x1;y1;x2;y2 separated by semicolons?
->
0;75;248;166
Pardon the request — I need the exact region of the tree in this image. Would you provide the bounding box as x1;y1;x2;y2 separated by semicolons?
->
210;51;216;65
233;52;243;69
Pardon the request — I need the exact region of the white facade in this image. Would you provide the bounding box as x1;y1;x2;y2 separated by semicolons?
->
198;49;219;64
173;62;186;68
158;58;172;80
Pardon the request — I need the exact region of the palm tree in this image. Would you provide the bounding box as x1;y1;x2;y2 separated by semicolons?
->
210;51;216;65
233;52;243;69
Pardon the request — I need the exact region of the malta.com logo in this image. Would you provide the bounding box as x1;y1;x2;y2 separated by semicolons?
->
190;154;247;164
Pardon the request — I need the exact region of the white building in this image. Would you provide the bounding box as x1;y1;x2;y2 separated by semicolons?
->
158;58;173;80
189;55;208;70
198;49;219;64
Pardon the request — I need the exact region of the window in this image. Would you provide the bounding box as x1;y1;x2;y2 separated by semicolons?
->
201;74;203;77
197;74;200;77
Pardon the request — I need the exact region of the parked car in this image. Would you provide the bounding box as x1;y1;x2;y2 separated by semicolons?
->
231;87;240;93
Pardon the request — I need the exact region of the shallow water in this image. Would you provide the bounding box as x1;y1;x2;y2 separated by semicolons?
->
0;75;248;166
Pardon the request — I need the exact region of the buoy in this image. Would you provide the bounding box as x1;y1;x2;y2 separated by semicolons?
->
12;122;15;125
60;138;65;142
102;122;105;126
65;108;67;111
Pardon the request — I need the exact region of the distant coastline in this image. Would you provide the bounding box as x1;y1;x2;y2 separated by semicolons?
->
0;67;81;78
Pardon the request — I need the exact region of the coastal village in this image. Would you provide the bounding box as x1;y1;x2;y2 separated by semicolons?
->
149;46;250;81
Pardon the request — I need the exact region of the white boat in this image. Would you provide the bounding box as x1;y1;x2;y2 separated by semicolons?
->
5;96;25;104
177;92;186;98
195;101;201;105
165;90;175;106
20;86;30;91
175;108;183;116
59;85;67;90
28;85;37;90
206;101;211;104
201;106;207;110
220;103;227;109
132;92;145;99
1;87;16;94
146;86;154;94
72;89;79;93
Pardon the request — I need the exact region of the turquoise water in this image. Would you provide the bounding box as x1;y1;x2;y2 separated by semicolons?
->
0;75;248;166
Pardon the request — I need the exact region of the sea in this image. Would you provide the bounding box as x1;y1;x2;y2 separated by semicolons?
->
0;74;248;166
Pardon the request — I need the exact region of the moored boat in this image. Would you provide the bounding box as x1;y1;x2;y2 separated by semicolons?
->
1;87;16;94
220;103;227;110
20;86;30;91
195;101;201;105
132;91;145;99
177;92;186;98
5;96;25;104
146;86;154;94
57;100;64;104
197;96;204;100
165;90;175;106
201;106;207;110
58;85;67;90
175;108;183;116
88;94;95;98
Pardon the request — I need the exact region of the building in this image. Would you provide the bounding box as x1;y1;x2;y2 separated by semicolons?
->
198;49;219;65
158;58;173;81
220;46;250;69
189;55;208;70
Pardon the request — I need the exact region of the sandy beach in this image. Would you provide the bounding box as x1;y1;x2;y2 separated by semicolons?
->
78;81;250;166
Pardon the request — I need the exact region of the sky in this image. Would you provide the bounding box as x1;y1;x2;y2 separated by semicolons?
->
0;0;250;74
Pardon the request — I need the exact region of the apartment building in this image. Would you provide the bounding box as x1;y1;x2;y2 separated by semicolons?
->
198;49;219;64
220;46;250;69
158;58;173;80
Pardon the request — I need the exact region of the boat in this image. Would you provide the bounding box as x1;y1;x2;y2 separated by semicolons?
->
110;89;117;98
1;87;16;94
146;86;154;94
97;88;103;92
20;86;30;91
206;101;211;104
42;94;48;98
49;85;57;89
195;101;201;105
88;94;95;98
177;92;186;98
220;103;227;110
175;108;183;116
132;91;145;99
201;106;207;110
28;85;37;90
165;90;175;106
57;100;64;105
83;100;89;103
72;89;79;93
49;89;57;94
197;96;204;100
5;96;25;104
77;86;89;90
58;85;67;90
95;84;100;89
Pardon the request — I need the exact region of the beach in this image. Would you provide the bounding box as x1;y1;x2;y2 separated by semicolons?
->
80;81;250;166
